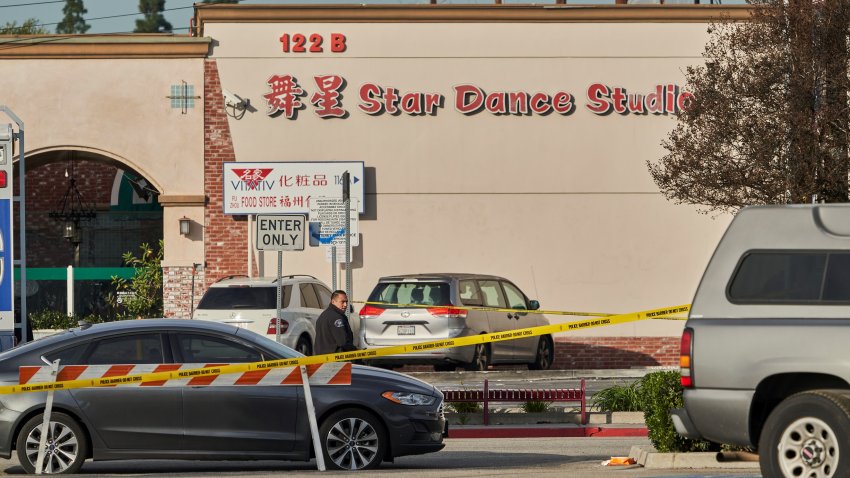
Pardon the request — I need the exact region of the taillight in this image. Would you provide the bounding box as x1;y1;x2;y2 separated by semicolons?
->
680;327;694;388
267;318;289;334
359;304;385;318
426;307;468;319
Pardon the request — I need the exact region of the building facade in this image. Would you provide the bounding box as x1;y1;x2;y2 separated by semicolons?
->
0;4;751;368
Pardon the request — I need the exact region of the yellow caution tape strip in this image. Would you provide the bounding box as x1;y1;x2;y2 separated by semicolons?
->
0;304;690;396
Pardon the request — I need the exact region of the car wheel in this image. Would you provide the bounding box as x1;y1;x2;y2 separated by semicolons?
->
433;363;456;372
464;344;490;371
528;335;554;370
295;335;313;356
16;412;88;475
320;408;387;470
759;390;850;478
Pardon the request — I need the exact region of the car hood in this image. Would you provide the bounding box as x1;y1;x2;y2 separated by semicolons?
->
351;364;441;397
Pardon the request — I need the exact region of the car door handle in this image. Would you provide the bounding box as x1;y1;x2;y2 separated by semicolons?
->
507;313;515;319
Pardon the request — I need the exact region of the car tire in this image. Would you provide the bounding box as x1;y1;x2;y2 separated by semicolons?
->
16;412;88;475
320;408;387;470
464;344;490;371
295;335;313;356
528;335;554;370
759;390;850;478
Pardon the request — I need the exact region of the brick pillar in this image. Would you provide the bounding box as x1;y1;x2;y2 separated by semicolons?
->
204;60;255;288
163;266;204;318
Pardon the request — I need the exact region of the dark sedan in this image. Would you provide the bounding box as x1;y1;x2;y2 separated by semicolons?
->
0;319;445;474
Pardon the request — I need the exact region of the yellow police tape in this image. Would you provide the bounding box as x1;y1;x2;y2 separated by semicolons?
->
0;303;690;395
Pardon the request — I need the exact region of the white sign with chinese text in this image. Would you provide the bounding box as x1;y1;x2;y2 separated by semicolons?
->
255;214;306;251
223;161;365;215
309;197;359;247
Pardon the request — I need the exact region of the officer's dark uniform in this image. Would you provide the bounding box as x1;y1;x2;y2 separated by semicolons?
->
315;303;355;355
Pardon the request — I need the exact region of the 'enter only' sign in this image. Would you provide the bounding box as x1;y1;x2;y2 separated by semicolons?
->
255;214;306;251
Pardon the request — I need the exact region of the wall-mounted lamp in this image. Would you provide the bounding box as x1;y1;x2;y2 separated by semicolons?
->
179;216;191;236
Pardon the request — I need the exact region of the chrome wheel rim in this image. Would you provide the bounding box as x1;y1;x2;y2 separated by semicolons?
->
296;340;310;355
325;417;379;470
777;416;839;478
25;421;80;474
537;339;552;369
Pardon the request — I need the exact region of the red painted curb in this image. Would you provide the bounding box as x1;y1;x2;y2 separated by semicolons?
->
447;427;648;439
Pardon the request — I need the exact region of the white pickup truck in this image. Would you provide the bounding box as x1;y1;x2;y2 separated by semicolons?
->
672;204;850;477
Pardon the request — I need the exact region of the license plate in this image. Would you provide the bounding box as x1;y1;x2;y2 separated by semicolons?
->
397;325;415;335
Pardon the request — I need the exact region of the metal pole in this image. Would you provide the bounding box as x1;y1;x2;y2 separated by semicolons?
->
248;214;254;278
343;172;351;318
34;357;59;475
1;107;26;344
331;245;337;290
276;251;282;343
66;266;73;317
190;263;200;318
300;365;326;471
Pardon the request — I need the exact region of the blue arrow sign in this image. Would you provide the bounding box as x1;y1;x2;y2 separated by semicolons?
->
309;223;346;246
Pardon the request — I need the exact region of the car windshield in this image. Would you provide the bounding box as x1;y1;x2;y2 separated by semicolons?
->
197;287;278;309
0;329;74;361
368;282;451;308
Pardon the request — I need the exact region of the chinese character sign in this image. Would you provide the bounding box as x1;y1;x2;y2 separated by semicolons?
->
223;162;365;215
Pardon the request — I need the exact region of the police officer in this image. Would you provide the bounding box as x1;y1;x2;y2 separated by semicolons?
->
315;290;356;355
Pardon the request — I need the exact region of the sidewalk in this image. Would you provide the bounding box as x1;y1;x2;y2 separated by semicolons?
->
447;423;648;439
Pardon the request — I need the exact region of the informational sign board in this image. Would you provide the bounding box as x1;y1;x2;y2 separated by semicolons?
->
325;242;354;263
255;214;306;251
308;197;359;247
224;161;364;215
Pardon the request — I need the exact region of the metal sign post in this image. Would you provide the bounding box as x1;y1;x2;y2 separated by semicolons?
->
252;214;323;470
276;251;282;343
254;214;306;344
331;245;337;290
342;172;352;320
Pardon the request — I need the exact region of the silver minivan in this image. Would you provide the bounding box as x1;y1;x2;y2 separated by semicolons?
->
359;274;553;371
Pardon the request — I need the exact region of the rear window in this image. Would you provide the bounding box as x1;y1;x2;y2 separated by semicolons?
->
197;286;289;310
728;251;850;303
368;282;451;308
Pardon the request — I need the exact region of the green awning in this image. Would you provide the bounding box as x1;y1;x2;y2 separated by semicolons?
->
14;268;136;281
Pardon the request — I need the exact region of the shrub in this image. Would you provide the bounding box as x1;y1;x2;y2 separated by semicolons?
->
448;402;482;414
448;401;482;425
635;371;717;453
28;311;105;330
521;400;552;413
592;380;642;412
111;241;164;319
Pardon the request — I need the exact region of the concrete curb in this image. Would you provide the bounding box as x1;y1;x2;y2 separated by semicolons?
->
628;445;760;469
447;424;648;439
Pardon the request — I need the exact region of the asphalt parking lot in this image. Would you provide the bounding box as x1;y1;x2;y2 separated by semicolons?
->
0;437;761;477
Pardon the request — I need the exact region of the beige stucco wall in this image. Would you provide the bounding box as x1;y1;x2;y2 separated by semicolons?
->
206;21;733;338
0;58;205;267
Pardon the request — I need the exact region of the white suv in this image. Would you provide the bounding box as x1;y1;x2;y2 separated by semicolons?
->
192;275;332;355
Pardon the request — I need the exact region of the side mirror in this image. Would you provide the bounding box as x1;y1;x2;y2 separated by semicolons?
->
529;300;540;311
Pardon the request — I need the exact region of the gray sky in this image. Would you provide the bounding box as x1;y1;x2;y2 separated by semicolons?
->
2;0;746;35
